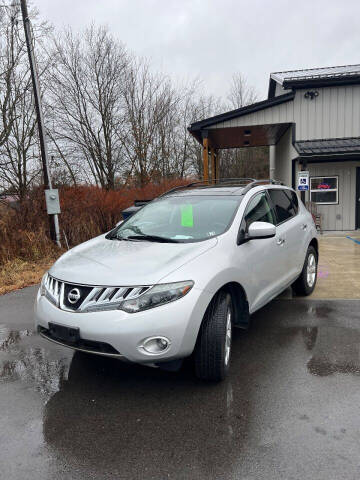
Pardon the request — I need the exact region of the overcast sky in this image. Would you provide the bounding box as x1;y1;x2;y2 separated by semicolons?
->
35;0;360;101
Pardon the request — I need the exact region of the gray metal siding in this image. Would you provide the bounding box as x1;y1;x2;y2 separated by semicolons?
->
208;85;360;142
208;100;295;129
295;86;360;140
306;161;360;230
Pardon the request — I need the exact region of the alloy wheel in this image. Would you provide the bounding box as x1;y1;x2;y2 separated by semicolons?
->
224;307;232;366
307;253;316;287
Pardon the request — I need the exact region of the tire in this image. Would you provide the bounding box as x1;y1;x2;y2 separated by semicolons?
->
194;291;233;381
292;245;318;296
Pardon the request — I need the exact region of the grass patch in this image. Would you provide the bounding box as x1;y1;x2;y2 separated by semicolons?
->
0;255;61;295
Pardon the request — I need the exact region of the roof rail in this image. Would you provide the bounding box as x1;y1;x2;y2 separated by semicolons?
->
241;179;284;195
133;199;152;207
160;178;257;197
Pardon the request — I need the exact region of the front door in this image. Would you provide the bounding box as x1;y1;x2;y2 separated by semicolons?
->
236;190;285;312
356;168;360;229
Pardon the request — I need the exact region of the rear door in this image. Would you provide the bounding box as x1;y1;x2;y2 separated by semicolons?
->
267;188;305;283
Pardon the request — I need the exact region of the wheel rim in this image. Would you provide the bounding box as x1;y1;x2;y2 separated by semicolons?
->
224;307;232;366
307;253;316;287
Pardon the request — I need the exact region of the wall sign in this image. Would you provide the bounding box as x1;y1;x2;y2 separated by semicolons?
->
297;171;309;191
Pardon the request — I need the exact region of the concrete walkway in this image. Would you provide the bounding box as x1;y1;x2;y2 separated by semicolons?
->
311;233;360;299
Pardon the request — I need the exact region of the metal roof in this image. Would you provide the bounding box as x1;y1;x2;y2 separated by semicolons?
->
271;64;360;85
295;137;360;156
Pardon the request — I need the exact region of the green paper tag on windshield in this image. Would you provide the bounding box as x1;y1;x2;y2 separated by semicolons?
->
181;205;194;227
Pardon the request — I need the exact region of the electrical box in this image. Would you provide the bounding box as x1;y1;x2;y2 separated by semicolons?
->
45;189;61;215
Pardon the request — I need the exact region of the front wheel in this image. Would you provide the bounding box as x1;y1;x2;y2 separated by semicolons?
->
194;291;233;381
292;245;318;296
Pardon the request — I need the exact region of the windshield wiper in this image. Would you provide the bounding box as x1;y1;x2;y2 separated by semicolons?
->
126;234;180;243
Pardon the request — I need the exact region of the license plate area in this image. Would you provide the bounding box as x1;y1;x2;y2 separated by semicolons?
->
48;322;80;344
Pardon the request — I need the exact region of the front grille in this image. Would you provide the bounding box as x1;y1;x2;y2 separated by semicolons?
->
63;283;93;311
39;326;120;355
44;274;152;313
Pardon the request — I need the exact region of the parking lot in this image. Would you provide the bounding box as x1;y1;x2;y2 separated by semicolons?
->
1;282;360;480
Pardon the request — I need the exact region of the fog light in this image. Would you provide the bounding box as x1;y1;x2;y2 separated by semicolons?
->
142;336;170;354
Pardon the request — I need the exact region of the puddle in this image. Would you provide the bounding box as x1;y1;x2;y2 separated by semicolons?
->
0;324;70;400
0;324;33;351
306;326;360;376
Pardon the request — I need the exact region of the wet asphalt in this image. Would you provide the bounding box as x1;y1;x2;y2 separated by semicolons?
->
1;287;360;479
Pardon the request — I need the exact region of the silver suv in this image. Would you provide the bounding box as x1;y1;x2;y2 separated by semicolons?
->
35;179;318;381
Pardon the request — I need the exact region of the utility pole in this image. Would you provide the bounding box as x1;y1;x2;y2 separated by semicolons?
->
20;0;61;247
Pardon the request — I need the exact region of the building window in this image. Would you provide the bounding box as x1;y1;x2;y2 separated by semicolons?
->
310;176;338;204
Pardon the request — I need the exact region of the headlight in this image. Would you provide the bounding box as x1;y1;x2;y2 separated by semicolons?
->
118;280;194;313
40;272;48;296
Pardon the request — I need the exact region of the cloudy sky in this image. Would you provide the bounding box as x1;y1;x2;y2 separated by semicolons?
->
36;0;360;101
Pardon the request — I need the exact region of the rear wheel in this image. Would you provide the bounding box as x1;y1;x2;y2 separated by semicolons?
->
292;245;318;296
194;291;233;381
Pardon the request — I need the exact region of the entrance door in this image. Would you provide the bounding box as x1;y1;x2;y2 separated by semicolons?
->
357;168;360;229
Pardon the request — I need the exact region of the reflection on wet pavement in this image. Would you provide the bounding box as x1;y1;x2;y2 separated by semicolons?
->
0;324;70;399
1;290;360;479
306;326;360;376
0;324;32;351
44;353;249;479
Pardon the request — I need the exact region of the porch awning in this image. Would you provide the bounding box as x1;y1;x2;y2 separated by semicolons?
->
187;91;295;181
188;92;295;149
193;123;291;149
295;137;360;156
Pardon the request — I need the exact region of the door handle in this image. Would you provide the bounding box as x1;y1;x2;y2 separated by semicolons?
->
301;224;308;230
276;237;285;246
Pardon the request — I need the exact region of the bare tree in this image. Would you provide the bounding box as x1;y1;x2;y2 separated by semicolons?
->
119;59;180;186
0;4;50;198
0;3;24;149
47;25;128;189
226;72;258;109
179;91;225;178
0;7;264;195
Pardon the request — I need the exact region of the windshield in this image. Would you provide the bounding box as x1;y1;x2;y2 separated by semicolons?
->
108;195;242;243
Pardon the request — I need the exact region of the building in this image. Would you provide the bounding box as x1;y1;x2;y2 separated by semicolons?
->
189;64;360;231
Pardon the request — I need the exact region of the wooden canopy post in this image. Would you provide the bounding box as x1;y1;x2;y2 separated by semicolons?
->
210;147;216;183
215;150;220;182
202;133;209;182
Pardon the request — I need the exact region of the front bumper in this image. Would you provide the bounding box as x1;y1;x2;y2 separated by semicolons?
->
34;287;211;364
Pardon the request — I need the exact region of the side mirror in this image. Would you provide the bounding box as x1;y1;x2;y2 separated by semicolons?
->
116;220;124;227
248;221;276;239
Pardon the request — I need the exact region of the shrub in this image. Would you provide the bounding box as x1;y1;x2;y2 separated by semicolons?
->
0;179;189;265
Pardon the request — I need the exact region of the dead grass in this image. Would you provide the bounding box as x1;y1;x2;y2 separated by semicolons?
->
0;254;62;295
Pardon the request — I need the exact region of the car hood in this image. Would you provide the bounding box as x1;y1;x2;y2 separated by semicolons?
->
50;234;217;286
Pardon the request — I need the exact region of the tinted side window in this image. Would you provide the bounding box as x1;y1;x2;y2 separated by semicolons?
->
268;189;295;224
243;192;276;230
285;190;299;215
